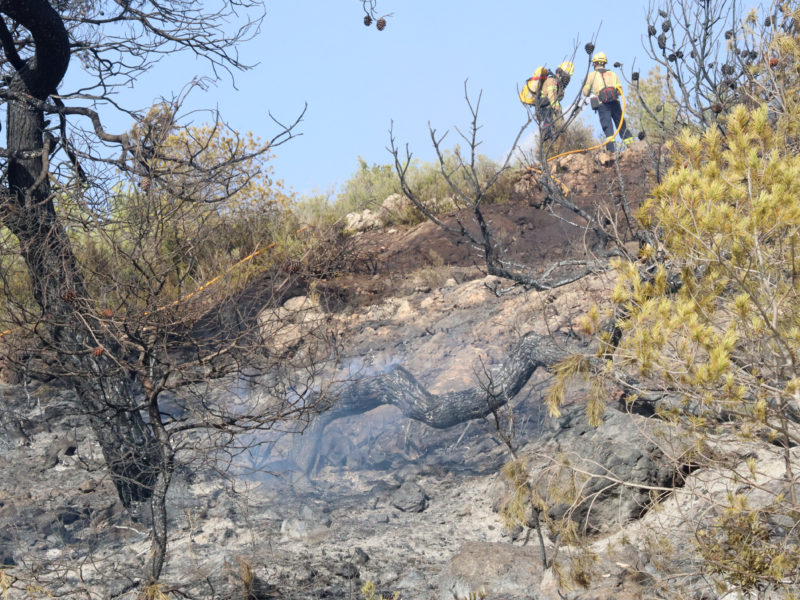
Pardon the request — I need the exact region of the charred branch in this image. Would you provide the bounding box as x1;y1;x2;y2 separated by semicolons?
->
293;331;574;474
389;82;624;293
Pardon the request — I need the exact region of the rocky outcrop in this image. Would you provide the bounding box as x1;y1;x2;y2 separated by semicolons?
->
344;193;417;232
521;403;684;534
440;540;652;600
438;542;546;600
291;330;577;474
344;193;460;233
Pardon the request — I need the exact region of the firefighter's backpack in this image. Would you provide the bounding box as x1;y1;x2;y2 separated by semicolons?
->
595;70;619;104
519;67;550;105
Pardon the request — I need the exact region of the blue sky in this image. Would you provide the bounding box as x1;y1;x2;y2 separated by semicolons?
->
77;2;662;197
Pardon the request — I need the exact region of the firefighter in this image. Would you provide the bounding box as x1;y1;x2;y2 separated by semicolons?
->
537;61;574;142
582;52;633;153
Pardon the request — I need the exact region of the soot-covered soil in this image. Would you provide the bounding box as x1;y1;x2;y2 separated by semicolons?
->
0;145;658;599
329;145;653;307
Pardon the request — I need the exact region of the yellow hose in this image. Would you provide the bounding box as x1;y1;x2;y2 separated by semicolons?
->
526;88;628;196
0;225;311;340
147;224;310;315
2;90;631;340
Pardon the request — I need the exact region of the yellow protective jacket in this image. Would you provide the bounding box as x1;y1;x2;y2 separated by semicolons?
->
581;68;623;97
540;76;564;110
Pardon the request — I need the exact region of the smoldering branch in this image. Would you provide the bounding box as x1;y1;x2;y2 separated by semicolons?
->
293;331;575;474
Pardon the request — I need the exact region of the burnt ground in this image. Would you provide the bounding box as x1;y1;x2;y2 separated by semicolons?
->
0;144;661;600
322;144;655;308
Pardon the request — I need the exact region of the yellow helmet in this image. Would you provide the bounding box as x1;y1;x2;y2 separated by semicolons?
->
592;51;607;65
557;61;574;76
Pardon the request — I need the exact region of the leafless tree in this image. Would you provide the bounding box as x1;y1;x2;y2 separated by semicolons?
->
388;81;638;296
0;0;357;587
631;0;794;135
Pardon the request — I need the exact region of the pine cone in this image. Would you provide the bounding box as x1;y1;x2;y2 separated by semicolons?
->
363;15;372;26
657;33;667;50
648;24;657;36
376;17;386;31
584;43;595;55
632;71;640;81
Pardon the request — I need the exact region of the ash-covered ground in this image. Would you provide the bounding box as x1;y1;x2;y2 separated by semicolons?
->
1;266;602;598
0;147;658;599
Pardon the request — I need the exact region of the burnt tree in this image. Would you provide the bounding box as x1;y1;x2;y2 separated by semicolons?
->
0;0;326;585
0;0;159;507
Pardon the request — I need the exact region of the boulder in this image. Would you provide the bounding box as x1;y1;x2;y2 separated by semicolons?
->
391;480;427;513
379;193;414;221
345;209;384;232
438;541;545;600
510;404;682;533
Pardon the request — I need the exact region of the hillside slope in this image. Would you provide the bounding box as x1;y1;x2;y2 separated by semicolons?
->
0;143;730;600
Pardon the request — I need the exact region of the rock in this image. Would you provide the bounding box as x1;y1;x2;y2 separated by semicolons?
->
280;517;328;540
391;480;427;513
0;547;15;566
352;547;370;565
380;193;414;222
42;437;77;469
56;507;84;526
597;151;616;167
77;479;97;493
334;562;359;579
438;541;545;600
345;209;384;232
522;404;681;533
554;152;593;174
282;295;318;312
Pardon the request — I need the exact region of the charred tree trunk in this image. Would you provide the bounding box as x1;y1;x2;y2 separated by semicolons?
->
293;331;572;474
0;0;159;506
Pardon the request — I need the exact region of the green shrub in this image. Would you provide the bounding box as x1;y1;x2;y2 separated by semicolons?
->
334;157;402;215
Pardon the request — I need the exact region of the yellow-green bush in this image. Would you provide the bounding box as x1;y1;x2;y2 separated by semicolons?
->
597;103;800;593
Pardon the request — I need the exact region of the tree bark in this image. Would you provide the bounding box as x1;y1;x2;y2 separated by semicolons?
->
293;331;572;474
0;0;159;506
